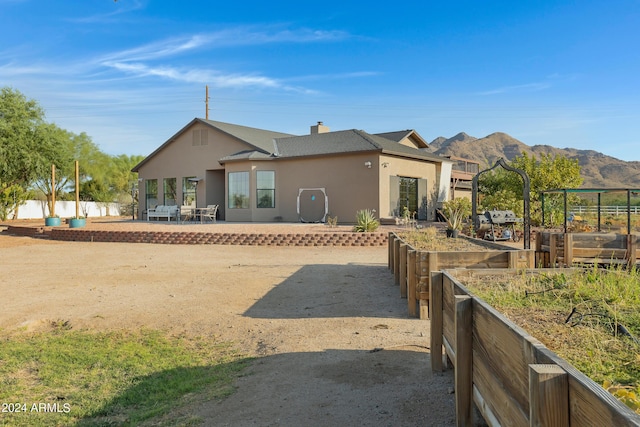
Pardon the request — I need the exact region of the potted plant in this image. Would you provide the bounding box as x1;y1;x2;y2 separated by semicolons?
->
44;164;62;226
45;215;61;227
442;197;471;238
69;216;86;228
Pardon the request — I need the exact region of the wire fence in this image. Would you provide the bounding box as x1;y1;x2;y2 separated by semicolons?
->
571;206;640;216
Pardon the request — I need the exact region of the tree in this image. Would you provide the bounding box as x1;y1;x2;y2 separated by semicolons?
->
0;184;33;221
478;152;583;226
0;88;74;217
108;154;145;195
0;86;145;218
0;87;48;188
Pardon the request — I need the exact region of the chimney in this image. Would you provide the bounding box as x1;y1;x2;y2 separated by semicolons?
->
310;121;330;134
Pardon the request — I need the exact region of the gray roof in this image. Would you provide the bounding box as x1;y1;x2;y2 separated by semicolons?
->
221;128;445;163
133;118;446;171
202;119;294;154
374;130;414;143
132;118;293;171
273;130;380;157
219;150;273;162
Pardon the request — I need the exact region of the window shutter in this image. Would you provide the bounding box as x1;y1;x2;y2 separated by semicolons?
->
418;178;428;220
389;176;400;217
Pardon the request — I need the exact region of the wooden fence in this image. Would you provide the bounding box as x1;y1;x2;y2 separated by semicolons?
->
388;232;534;319
430;269;640;426
536;231;639;267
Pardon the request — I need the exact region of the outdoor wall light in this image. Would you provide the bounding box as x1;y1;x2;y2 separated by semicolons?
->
364;161;372;168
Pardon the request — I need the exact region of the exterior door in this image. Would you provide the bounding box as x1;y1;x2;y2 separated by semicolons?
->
399;177;418;217
390;176;428;220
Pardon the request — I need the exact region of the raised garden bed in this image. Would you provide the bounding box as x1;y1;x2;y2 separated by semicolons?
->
536;231;639;267
388;228;534;319
430;267;640;425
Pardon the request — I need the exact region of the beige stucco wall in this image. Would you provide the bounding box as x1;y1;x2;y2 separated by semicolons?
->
136;123;247;219
378;154;439;220
224;152;381;223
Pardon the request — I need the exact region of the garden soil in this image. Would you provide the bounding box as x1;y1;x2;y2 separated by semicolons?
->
0;224;465;426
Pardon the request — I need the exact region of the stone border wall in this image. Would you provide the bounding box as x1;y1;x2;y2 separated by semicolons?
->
4;226;387;247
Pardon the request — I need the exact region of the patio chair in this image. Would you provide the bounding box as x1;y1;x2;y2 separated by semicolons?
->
180;205;195;223
200;205;218;223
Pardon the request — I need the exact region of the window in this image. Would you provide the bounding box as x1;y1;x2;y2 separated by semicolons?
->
228;172;249;209
163;178;177;205
183;177;197;206
145;179;158;210
256;171;275;208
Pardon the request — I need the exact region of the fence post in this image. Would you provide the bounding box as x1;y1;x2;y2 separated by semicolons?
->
550;233;558;267
626;234;637;268
408;250;417;317
529;364;569;427
455;295;473;426
400;243;407;298
419;252;431;319
388;232;394;270
394;238;400;286
563;233;573;267
430;271;444;372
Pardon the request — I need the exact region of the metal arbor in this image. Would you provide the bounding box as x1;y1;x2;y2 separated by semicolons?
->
472;158;531;249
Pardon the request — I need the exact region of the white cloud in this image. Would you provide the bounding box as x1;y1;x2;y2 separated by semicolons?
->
97;26;350;63
69;0;147;24
91;26;356;91
476;82;551;96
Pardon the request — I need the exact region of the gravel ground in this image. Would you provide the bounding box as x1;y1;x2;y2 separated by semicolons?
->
0;219;466;426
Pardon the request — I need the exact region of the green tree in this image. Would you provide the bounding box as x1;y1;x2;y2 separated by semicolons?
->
0;87;48;188
33;123;79;215
478;152;583;226
0;86;145;219
108;154;145;195
0;184;33;221
0;88;74;217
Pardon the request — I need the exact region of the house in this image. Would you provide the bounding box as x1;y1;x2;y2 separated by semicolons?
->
132;119;454;223
445;156;480;200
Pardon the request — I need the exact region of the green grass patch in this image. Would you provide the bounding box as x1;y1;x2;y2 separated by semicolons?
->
0;328;250;426
462;265;640;414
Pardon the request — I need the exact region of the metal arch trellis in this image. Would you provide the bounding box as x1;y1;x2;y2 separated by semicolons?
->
472;158;531;249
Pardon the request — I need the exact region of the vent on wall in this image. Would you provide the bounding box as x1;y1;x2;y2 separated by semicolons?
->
192;129;209;146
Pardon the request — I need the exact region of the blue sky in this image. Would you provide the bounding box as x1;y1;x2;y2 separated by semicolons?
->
1;0;640;161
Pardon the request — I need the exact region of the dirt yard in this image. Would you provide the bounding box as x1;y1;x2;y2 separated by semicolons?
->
0;223;460;426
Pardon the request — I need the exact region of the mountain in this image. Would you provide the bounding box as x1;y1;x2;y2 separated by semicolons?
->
427;132;640;188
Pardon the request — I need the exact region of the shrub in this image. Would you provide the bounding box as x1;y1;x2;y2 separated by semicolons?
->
442;198;471;230
353;209;379;232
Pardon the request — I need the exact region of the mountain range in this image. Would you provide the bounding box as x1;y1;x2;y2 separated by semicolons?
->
427;132;640;189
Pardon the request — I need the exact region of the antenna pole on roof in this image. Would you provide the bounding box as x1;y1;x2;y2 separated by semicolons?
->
205;85;210;120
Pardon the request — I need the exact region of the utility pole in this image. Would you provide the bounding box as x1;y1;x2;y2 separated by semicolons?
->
205;85;210;120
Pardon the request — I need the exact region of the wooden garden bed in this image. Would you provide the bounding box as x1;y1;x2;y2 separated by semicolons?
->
536;231;639;267
388;231;534;319
430;268;640;426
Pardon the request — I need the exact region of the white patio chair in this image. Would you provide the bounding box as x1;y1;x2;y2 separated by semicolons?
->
200;205;218;223
180;206;195;223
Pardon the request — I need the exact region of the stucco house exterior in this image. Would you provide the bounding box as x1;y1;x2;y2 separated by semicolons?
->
132;119;454;223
